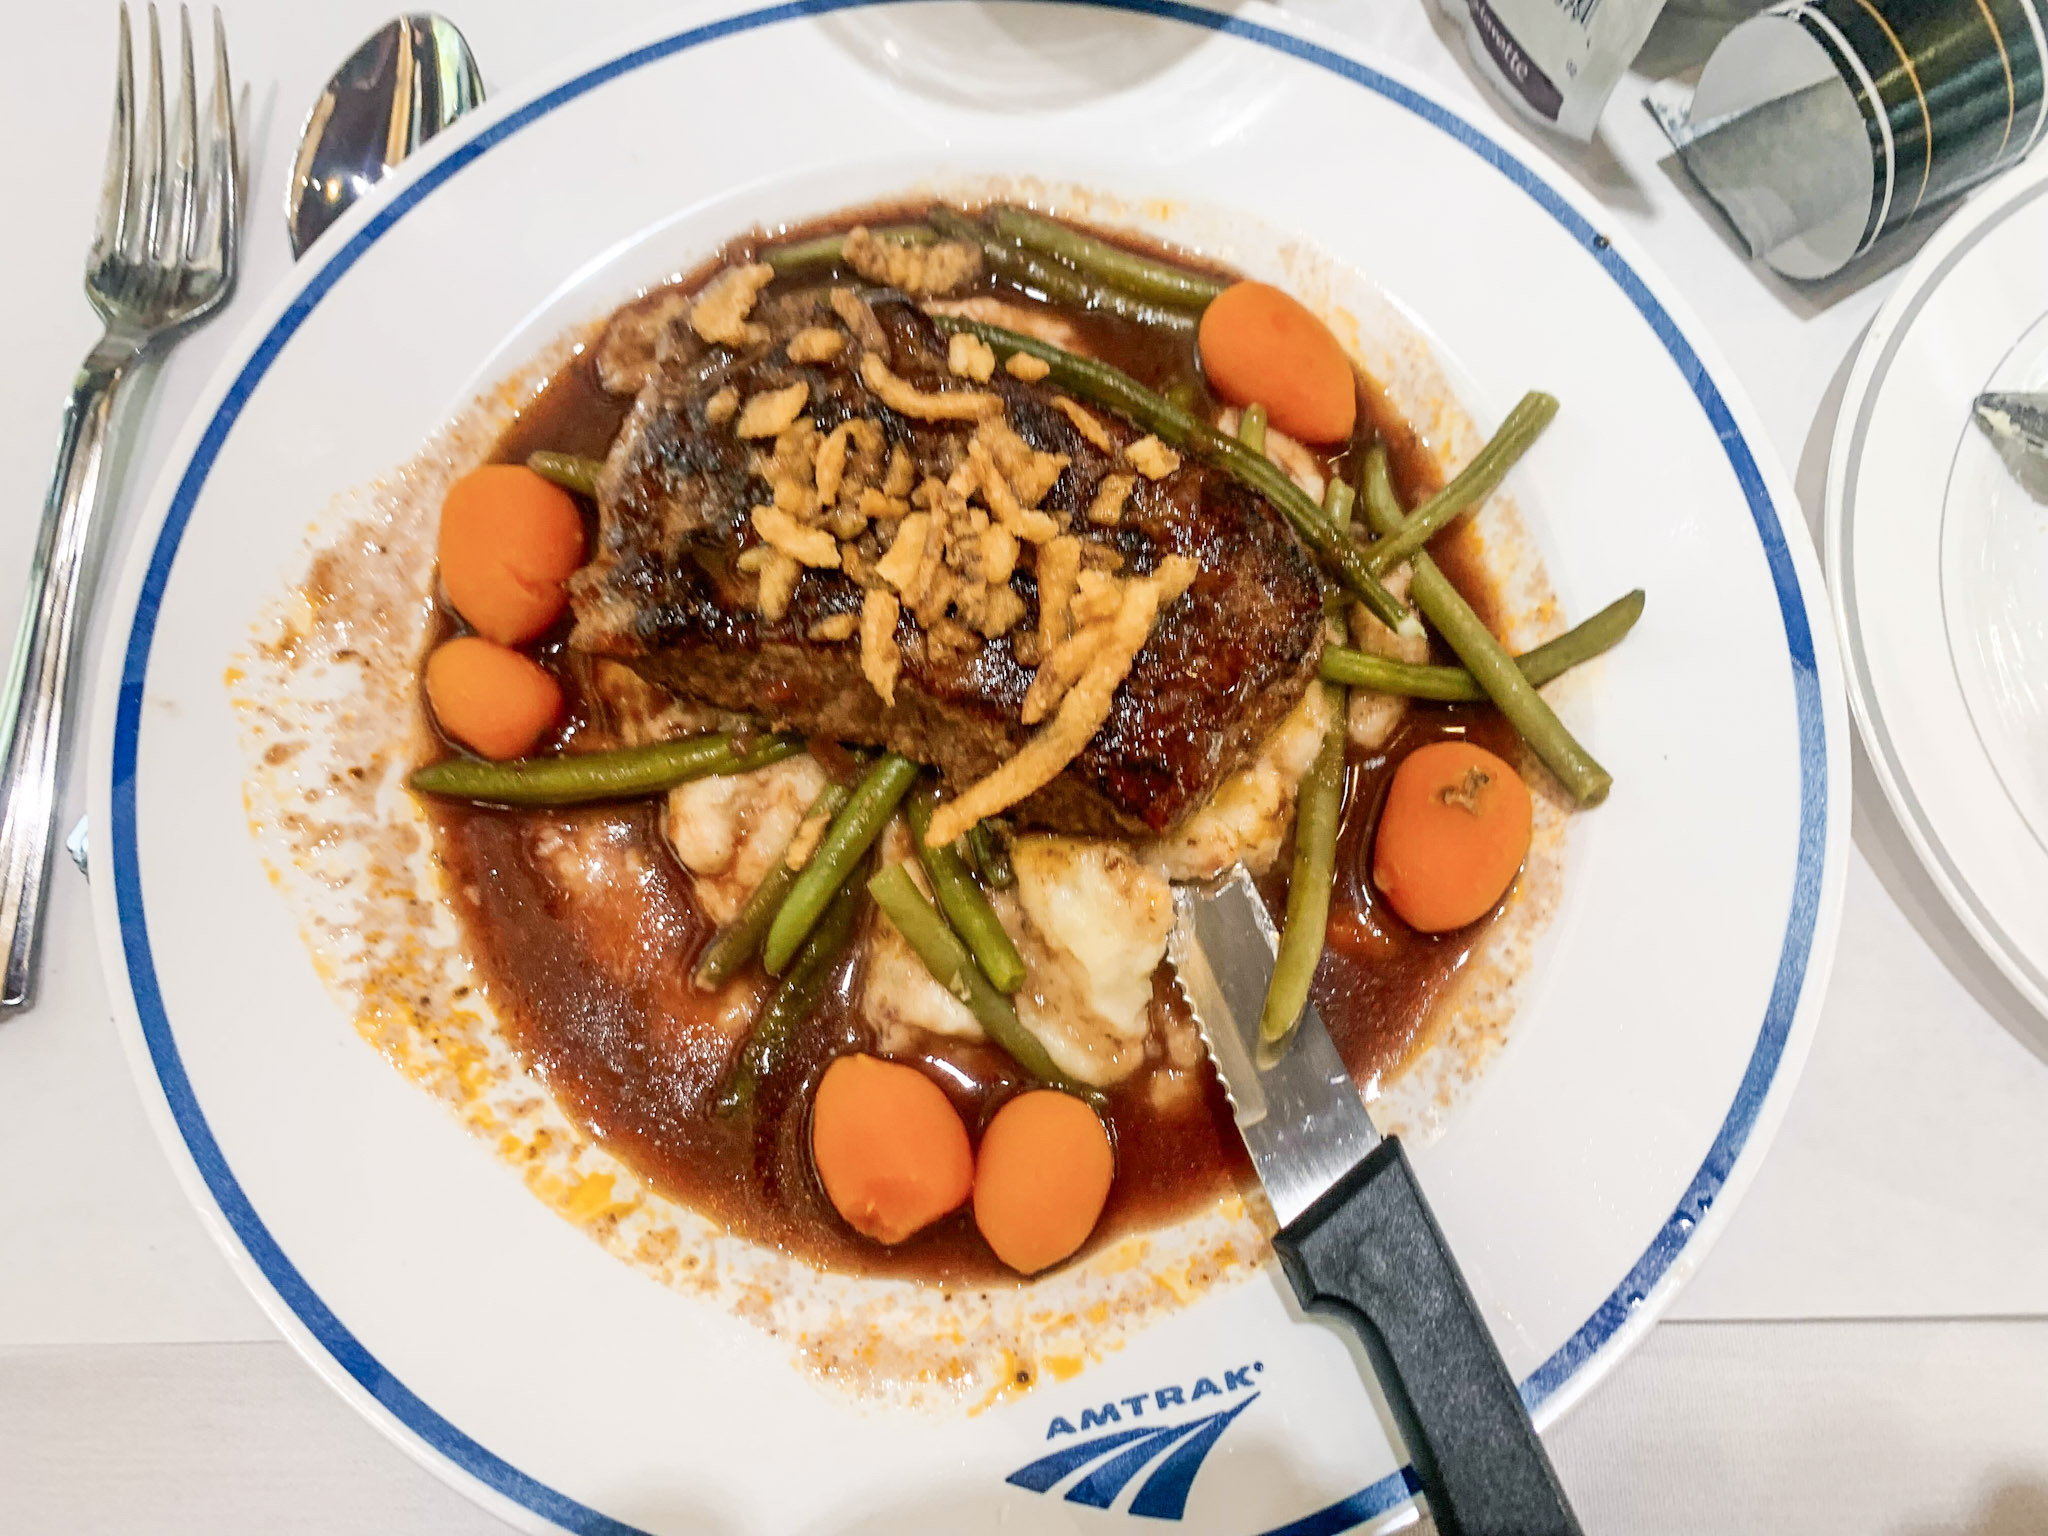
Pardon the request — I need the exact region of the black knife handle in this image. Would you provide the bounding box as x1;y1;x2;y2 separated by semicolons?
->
1271;1138;1583;1536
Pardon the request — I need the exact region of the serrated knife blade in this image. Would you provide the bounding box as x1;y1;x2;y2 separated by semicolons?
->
1970;391;2048;504
1172;863;1582;1536
1170;868;1379;1226
1975;389;2048;457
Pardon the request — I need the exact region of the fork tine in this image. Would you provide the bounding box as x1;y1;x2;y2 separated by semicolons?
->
132;3;165;263
90;5;135;264
168;5;198;263
206;6;238;277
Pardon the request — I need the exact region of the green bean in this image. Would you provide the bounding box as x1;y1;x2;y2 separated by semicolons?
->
1321;648;1479;700
907;789;1026;993
1359;447;1612;805
989;205;1227;310
409;732;802;807
927;209;1195;332
693;778;857;989
1258;684;1346;1052
526;451;603;498
867;863;1088;1096
1363;393;1558;577
929;314;1419;638
763;223;936;275
1361;441;1407;532
968;821;1015;890
1521;589;1646;679
716;868;864;1114
1238;402;1268;456
1320;589;1646;700
1162;380;1199;413
1324;476;1355;532
762;753;920;973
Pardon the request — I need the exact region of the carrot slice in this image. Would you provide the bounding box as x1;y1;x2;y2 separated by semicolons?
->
972;1090;1114;1276
437;464;586;644
1372;740;1532;933
811;1054;973;1245
423;636;563;760
1197;281;1358;445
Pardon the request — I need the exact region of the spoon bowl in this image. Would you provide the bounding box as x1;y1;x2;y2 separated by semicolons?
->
286;13;483;257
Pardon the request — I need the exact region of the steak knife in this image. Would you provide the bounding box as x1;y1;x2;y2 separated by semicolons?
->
1973;390;2048;504
1172;867;1583;1536
1975;390;2048;459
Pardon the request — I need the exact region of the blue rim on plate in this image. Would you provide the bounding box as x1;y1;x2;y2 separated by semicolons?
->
106;2;1829;1531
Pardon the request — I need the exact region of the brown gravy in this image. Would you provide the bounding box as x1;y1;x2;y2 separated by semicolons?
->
426;207;1513;1282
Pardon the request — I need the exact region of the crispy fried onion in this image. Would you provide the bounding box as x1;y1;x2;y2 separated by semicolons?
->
1124;435;1181;479
736;381;810;439
861;588;902;706
751;503;839;568
967;437;1057;544
829;287;887;352
755;551;801;621
1035;534;1082;655
786;325;845;363
1053;397;1114;453
842;226;982;296
689;263;774;348
1087;473;1135;526
858;353;1002;422
947;331;997;382
925;554;1198;847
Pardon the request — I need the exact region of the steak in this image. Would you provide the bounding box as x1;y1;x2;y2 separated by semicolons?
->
567;283;1324;837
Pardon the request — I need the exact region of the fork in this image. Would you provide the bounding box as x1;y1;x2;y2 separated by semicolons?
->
0;3;239;1014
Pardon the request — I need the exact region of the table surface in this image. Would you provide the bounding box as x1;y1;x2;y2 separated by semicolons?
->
3;3;2046;1532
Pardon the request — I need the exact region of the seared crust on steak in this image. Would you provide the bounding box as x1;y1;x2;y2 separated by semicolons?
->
567;283;1323;836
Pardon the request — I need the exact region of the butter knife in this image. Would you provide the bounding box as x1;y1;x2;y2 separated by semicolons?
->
1172;868;1582;1536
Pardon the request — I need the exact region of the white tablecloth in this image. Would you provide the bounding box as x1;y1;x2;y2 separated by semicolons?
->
3;3;2045;1531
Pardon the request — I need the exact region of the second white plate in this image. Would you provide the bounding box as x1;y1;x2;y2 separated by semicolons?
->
1830;155;2048;1017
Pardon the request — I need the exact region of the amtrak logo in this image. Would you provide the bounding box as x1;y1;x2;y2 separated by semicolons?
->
1006;1362;1264;1520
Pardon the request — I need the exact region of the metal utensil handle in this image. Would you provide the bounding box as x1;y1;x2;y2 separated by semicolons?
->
1;350;132;1011
1272;1138;1584;1536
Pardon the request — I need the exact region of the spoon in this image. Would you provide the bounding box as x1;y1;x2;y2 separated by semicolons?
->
286;13;485;258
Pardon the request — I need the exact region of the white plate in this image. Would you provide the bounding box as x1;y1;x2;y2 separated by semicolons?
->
88;2;1847;1531
1829;156;2048;1018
